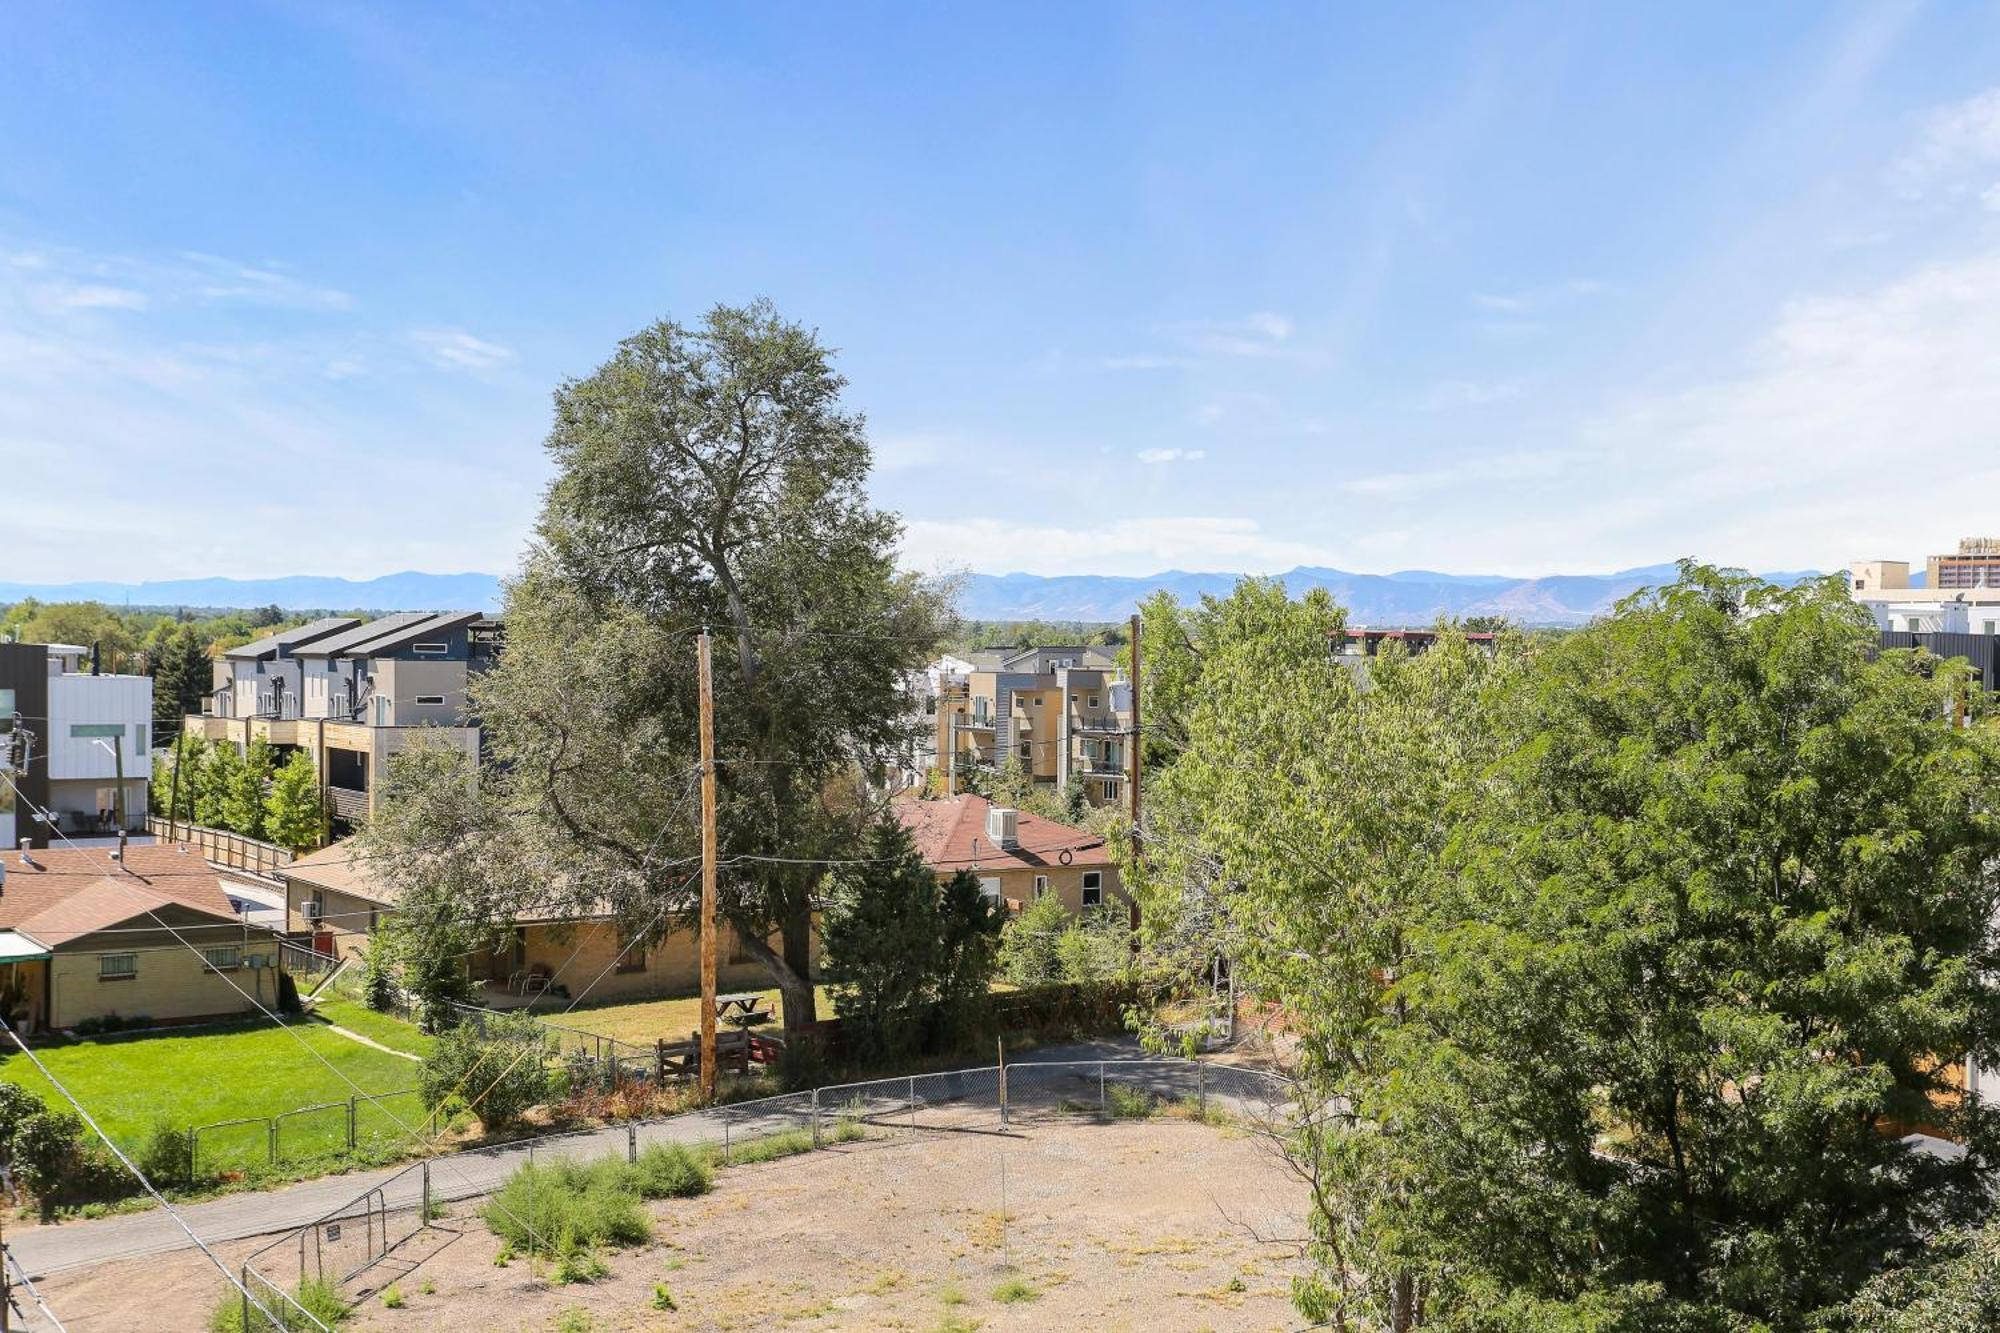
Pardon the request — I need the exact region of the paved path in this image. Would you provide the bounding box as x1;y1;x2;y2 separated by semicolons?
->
9;1037;1228;1278
321;1024;422;1062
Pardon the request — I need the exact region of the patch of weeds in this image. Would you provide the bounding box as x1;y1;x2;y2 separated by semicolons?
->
1225;1274;1246;1293
723;1128;816;1165
482;1156;652;1257
863;1268;905;1295
991;1276;1039;1304
1105;1084;1158;1119
633;1142;714;1198
938;1281;967;1306
419;1279;437;1296
552;1230;611;1285
831;1115;867;1144
651;1284;678;1311
493;1243;514;1267
381;1284;405;1309
936;1314;981;1333
207;1276;349;1331
553;1309;597;1333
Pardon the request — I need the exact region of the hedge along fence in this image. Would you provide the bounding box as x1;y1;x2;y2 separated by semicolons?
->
188;1089;433;1186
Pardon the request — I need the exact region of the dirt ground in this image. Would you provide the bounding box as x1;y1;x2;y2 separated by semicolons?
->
40;1116;1310;1332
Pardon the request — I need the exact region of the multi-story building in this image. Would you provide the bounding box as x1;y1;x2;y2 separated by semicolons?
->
927;645;1133;808
182;610;500;830
0;641;152;848
1850;540;2000;633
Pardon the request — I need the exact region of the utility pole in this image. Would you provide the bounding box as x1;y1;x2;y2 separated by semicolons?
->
166;724;187;844
110;732;128;858
696;632;720;1102
1127;613;1142;848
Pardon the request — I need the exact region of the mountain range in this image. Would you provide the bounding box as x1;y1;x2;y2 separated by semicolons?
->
1;564;1827;627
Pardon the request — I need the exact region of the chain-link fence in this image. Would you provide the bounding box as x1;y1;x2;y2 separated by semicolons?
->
186;1090;431;1187
236;1056;1293;1329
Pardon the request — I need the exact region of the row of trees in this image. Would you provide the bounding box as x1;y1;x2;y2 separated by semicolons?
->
1133;569;2000;1330
150;735;323;852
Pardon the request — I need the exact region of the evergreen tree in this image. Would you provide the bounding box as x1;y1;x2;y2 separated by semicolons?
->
147;624;211;737
820;818;1002;1062
194;741;238;830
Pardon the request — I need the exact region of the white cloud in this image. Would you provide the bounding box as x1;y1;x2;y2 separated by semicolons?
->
1421;378;1527;410
900;515;1335;577
1339;447;1590;498
1136;447;1206;464
37;283;149;311
412;327;514;371
1896;87;2000;196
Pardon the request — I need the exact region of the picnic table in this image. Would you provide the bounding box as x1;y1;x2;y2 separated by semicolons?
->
715;992;773;1029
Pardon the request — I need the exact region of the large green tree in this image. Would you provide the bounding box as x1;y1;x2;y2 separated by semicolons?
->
365;302;952;1033
1382;567;2000;1327
148;624;212;735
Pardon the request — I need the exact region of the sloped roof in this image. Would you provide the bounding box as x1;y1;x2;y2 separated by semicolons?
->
350;611;483;656
893;795;1113;872
290;612;433;659
224;617;363;661
279;839;396;906
0;845;241;945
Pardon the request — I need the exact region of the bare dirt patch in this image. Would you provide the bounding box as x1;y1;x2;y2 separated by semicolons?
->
41;1117;1308;1331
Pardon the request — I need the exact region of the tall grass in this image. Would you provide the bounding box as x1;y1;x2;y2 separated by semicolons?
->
207;1277;348;1331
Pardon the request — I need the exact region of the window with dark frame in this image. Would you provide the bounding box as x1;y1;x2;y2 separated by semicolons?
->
616;937;647;973
1081;871;1103;908
99;953;137;980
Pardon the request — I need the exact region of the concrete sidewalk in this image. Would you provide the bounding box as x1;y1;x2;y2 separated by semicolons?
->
9;1037;1165;1278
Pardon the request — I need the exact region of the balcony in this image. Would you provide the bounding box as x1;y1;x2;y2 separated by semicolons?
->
328;786;370;823
1072;714;1128;734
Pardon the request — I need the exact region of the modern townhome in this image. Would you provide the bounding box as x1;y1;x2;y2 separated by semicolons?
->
0;641;153;849
894;794;1126;916
278;837;810;1004
183;610;500;829
928;646;1133;808
0;844;280;1034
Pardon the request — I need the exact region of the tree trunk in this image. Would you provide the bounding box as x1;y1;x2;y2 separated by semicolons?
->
734;917;816;1034
780;902;816;1027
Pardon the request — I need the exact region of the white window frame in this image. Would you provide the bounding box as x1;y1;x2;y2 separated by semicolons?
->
1034;875;1050;899
99;952;137;980
410;642;449;655
978;876;1003;903
413;694;447;706
1088;695;1100;708
202;945;242;972
1081;871;1103;908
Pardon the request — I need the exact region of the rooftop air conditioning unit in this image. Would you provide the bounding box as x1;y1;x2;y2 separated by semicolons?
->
986;806;1019;850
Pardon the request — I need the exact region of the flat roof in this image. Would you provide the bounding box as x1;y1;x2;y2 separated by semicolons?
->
0;931;49;963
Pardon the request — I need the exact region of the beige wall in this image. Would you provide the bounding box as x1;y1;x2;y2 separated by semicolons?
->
500;919;821;1006
961;863;1126;916
49;938;280;1029
284;880;384;961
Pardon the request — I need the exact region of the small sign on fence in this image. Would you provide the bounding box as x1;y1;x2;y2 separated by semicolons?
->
324;1223;341;1242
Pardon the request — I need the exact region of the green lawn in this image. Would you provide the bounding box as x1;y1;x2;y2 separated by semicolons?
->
0;1016;427;1171
309;998;435;1059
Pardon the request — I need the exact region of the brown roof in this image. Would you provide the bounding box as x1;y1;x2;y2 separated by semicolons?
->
892;796;1114;873
279;840;396;906
0;845;242;945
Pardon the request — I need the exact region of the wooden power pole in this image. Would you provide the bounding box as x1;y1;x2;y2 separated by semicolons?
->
696;632;720;1101
1127;613;1142;845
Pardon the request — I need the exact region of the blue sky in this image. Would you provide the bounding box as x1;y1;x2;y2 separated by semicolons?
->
5;2;2000;584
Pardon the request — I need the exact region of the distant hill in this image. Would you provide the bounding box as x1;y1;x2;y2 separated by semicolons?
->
0;572;505;613
0;564;1826;627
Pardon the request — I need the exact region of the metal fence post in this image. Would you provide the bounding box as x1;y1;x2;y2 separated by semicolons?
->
1099;1061;1106;1117
627;1124;637;1165
422;1162;432;1225
347;1096;357;1151
811;1088;822;1148
724;1116;731;1164
909;1075;917;1132
1198;1061;1207;1117
239;1264;251;1332
999;1060;1009;1128
268;1119;277;1166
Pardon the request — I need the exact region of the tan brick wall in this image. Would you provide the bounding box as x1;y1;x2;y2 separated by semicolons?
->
963;863;1126;915
285;885;382;961
49;945;280;1029
517;919;820;1004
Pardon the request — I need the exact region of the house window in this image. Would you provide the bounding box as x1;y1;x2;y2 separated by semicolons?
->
1087;695;1100;708
203;945;241;971
616;938;648;973
1082;872;1103;908
99;953;137;980
414;695;446;706
1033;697;1043;706
978;877;1002;903
1034;875;1050;899
1019;743;1031;758
411;642;449;655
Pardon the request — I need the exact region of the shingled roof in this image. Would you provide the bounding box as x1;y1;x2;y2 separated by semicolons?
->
0;845;241;943
892;795;1113;872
